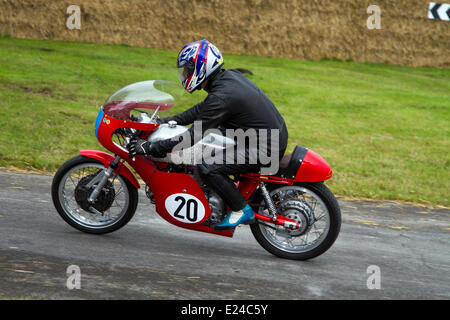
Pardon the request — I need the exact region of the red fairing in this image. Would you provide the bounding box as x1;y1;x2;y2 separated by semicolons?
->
148;169;233;237
95;112;159;160
295;149;333;182
134;158;235;237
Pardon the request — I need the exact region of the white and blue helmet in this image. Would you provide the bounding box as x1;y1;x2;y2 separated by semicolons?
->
177;39;224;93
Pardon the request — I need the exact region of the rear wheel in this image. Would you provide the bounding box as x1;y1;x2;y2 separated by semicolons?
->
51;155;138;234
250;182;341;260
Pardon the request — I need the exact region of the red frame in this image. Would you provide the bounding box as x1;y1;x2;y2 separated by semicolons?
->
87;107;332;237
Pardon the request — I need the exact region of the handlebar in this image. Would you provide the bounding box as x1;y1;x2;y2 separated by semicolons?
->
122;111;161;146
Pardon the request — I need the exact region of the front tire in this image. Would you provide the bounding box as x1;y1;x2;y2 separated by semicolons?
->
250;182;341;260
51;155;138;234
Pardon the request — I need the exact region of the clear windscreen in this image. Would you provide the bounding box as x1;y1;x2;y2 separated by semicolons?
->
102;80;184;120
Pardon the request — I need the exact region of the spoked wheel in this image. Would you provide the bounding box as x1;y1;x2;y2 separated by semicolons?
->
51;155;138;234
251;182;341;260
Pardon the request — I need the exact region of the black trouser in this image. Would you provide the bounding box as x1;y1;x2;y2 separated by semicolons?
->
198;127;288;212
199;162;260;211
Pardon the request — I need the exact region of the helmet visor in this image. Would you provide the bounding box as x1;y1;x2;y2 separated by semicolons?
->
177;61;195;87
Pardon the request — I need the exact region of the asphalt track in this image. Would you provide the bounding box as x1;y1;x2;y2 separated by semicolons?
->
0;170;449;300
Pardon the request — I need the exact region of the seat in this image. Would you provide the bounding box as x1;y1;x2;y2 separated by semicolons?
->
275;145;308;179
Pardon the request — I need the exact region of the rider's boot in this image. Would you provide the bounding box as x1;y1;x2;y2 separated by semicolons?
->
213;204;255;231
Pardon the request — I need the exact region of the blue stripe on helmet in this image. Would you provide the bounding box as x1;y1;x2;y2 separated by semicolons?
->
196;40;209;74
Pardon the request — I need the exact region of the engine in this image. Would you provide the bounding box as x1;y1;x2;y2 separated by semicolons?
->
190;166;227;226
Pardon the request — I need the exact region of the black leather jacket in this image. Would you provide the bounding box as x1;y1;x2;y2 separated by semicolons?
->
155;69;288;159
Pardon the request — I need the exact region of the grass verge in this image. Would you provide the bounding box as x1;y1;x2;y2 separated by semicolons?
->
0;37;449;206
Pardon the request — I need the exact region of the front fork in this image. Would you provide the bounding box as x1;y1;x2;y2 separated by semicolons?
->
86;155;121;210
86;128;139;211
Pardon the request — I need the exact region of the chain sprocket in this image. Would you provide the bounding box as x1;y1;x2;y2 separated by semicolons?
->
278;199;314;236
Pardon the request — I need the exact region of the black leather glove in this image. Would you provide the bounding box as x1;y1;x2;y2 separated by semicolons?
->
126;138;168;158
126;138;151;158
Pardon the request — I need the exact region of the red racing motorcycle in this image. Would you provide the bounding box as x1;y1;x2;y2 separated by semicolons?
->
51;80;341;260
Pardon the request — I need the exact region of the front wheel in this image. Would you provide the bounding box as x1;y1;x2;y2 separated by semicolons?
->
250;182;341;260
51;155;139;234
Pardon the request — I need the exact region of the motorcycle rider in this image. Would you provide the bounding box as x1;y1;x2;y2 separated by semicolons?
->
127;39;288;230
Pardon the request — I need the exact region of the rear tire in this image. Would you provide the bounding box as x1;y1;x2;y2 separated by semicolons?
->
250;182;341;260
51;155;138;234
